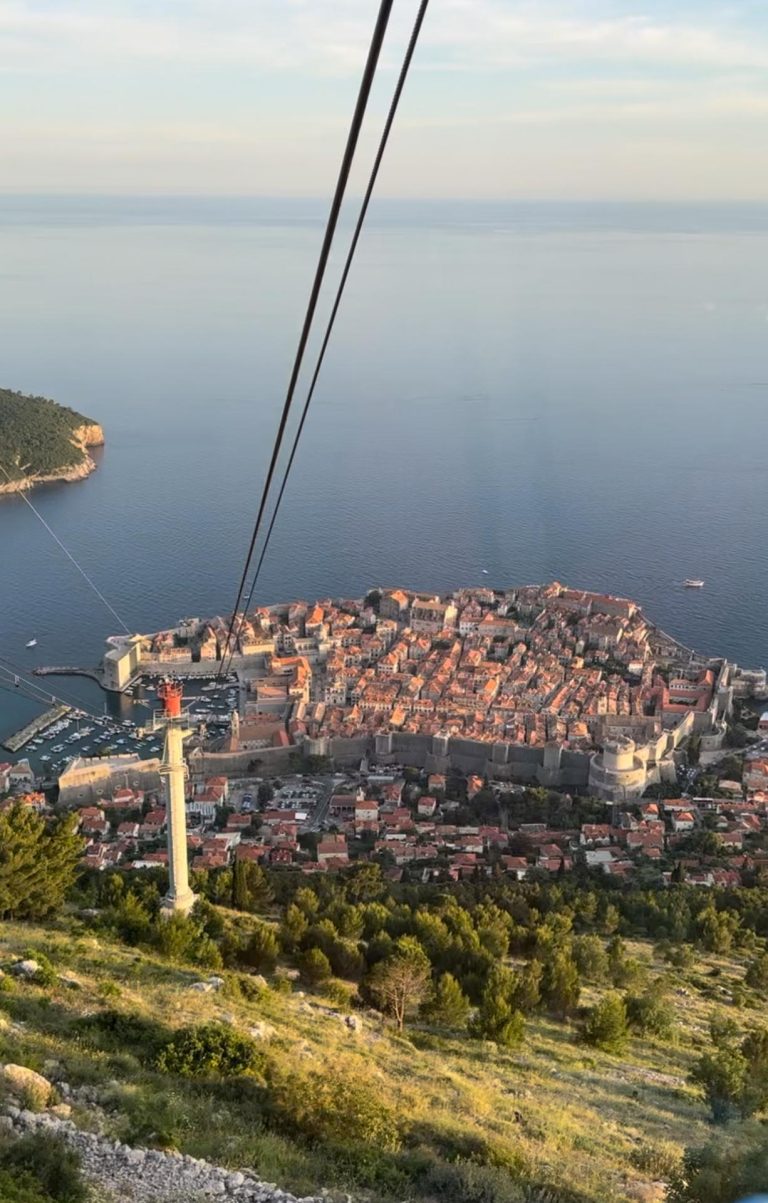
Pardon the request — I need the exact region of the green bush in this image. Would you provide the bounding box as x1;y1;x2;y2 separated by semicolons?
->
412;1155;560;1203
583;993;629;1053
269;1066;400;1151
629;1141;682;1179
74;1007;169;1062
0;1168;51;1203
155;1022;264;1079
668;1120;768;1203
625;989;674;1038
0;1132;87;1202
321;980;356;1009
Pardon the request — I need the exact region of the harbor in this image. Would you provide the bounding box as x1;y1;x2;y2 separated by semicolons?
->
0;675;240;777
3;703;72;753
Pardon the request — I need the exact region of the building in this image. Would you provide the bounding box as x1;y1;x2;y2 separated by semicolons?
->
58;755;162;805
102;635;145;692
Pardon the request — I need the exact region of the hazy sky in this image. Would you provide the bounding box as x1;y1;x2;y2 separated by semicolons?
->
2;0;768;198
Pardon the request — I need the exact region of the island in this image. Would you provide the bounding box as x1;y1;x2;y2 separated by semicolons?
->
0;387;104;494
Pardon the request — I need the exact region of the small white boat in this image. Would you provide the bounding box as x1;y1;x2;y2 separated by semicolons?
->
683;579;705;588
481;569;489;575
26;638;37;648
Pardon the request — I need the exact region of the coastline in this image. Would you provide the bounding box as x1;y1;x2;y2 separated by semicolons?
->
0;422;104;495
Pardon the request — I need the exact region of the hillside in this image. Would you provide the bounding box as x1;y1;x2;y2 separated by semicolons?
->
0;912;763;1203
0;388;104;494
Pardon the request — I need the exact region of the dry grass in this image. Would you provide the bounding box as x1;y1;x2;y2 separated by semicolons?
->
0;917;760;1203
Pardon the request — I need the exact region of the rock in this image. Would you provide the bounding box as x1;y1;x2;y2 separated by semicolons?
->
249;1022;275;1041
50;1103;72;1120
10;959;39;978
227;1172;245;1189
344;1015;362;1032
2;1064;53;1109
207;976;225;990
5;1105;20;1119
250;975;268;990
125;1147;146;1165
59;974;81;990
205;1180;226;1195
190;982;215;993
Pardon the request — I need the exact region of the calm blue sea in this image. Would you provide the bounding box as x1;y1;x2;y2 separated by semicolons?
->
1;196;767;746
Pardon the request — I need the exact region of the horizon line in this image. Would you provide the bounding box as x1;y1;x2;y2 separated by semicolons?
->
0;192;767;205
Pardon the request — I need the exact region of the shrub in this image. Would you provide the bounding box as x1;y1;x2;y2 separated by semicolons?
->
297;947;332;985
668;1120;768;1203
689;1045;747;1122
240;923;279;973
0;1132;87;1202
96;979;121;1000
270;1066;400;1151
155;1022;264;1079
0;1167;50;1203
322;980;356;1009
583;993;629;1054
75;1008;169;1062
19;952;57;990
630;1141;682;1179
625;990;674;1038
572;935;609;983
413;1155;546;1203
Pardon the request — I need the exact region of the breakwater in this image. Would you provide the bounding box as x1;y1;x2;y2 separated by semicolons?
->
4;703;71;753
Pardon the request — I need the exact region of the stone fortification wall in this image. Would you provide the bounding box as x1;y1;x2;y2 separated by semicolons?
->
321;730;591;789
187;745;295;780
58;757;162;805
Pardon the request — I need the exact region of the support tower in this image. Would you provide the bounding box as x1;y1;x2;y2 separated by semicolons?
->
154;679;196;916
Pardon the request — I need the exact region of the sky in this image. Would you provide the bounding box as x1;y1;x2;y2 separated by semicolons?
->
1;0;768;199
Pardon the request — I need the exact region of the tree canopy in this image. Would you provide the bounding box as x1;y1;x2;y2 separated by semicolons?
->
0;388;98;481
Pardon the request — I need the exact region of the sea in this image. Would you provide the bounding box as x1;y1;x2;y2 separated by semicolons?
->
1;196;767;752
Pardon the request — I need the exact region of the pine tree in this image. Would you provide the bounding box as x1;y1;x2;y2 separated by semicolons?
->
583;992;629;1053
0;804;83;920
745;953;768;994
541;950;580;1019
280;903;310;952
298;946;332;985
511;959;543;1014
231;859;273;913
423;973;471;1029
470;966;525;1047
240;922;279;972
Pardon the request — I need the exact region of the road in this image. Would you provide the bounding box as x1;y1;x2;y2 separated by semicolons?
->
305;776;340;832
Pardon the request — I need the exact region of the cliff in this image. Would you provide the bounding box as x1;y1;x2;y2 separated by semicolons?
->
0;389;105;495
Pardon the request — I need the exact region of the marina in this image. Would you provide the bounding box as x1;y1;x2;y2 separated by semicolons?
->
3;703;72;753
1;676;238;775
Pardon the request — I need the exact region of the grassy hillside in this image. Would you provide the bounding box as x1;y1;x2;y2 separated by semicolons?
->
0;388;99;482
0;914;758;1203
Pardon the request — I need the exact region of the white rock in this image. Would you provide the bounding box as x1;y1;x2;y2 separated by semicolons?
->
10;959;39;978
207;976;225;990
227;1171;245;1189
190;981;215;993
2;1064;53;1108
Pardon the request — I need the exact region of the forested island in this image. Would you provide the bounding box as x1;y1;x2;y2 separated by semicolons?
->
0;387;104;494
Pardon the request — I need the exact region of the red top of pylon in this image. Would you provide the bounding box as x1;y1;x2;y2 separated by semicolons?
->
158;679;183;717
